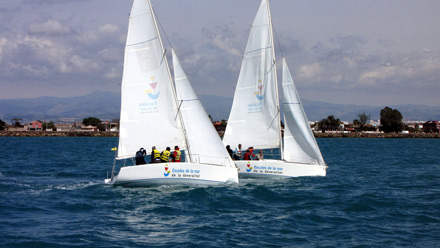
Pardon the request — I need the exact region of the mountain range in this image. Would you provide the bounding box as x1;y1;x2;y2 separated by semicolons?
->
1;91;439;124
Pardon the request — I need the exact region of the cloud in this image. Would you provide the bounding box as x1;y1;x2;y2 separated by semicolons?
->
27;19;71;36
297;62;323;81
0;37;7;60
23;0;87;5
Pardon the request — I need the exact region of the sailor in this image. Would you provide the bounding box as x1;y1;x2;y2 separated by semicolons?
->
256;150;264;160
135;148;147;165
226;145;234;159
160;147;171;163
233;144;243;160
150;146;161;163
171;146;181;162
249;147;256;160
243;149;252;160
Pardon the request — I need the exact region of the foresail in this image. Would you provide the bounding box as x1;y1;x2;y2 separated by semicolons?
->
117;0;185;159
223;0;281;150
173;50;234;167
282;58;325;165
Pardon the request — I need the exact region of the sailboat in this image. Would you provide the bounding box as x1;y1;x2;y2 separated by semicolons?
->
105;0;238;186
223;0;327;178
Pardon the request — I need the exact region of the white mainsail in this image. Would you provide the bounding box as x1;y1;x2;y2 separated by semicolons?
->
282;58;326;165
117;0;186;159
223;0;281;150
173;49;234;167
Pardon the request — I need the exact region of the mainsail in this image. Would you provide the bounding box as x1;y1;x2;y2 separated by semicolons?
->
223;0;281;150
282;58;326;165
173;49;234;167
117;0;186;159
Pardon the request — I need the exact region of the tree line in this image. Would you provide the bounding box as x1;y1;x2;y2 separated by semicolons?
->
317;106;404;133
0;107;427;134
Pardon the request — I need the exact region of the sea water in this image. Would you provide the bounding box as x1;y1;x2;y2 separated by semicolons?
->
0;137;439;247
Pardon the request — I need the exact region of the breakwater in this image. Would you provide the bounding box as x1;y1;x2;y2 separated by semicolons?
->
0;131;118;137
0;131;438;138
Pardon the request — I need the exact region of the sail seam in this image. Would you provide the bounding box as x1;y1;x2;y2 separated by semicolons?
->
130;11;150;18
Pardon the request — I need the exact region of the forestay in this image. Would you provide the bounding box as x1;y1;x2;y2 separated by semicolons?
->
117;0;186;159
223;0;281;150
173;50;234;167
282;58;325;165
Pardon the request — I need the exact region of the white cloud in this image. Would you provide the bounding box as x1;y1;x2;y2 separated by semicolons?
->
69;55;100;73
99;24;120;35
297;62;323;81
0;37;7;60
27;19;70;36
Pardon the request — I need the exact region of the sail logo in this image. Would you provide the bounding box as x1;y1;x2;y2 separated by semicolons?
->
246;162;253;172
164;166;171;177
254;80;264;100
145;76;160;100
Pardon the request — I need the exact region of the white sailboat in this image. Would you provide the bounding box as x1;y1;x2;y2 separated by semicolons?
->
223;0;327;178
105;0;238;186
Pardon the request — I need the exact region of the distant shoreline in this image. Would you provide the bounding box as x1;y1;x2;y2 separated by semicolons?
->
0;131;438;138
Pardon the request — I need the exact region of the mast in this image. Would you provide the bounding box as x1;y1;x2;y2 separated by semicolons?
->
266;0;283;160
148;0;192;162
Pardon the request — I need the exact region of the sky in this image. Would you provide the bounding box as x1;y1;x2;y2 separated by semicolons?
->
1;0;439;106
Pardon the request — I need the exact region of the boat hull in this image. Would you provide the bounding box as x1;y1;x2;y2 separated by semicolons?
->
105;162;238;186
235;160;327;178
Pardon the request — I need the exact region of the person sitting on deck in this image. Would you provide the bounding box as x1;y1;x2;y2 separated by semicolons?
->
160;147;171;163
243;147;256;161
171;146;181;162
243;149;252;160
150;146;161;163
233;144;243;160
249;147;256;160
256;150;264;160
135;148;147;165
226;145;233;159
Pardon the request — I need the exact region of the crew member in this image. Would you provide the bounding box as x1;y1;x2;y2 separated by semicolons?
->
150;146;161;163
172;146;181;162
135;148;146;165
233;144;243;160
160;147;171;163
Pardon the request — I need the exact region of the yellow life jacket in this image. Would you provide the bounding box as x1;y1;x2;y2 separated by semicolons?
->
152;149;161;159
161;150;171;161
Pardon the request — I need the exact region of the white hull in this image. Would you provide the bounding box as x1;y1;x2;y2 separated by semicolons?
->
105;162;238;186
235;160;327;178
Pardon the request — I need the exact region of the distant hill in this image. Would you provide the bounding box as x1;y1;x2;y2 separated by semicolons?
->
0;91;439;123
0;91;120;123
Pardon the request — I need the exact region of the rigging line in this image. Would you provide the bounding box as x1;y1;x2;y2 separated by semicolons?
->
160;48;167;65
244;46;272;55
175;100;184;121
267;58;276;75
152;4;172;49
272;22;284;57
267;106;281;131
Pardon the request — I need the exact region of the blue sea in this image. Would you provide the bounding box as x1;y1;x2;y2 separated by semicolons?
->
1;137;439;247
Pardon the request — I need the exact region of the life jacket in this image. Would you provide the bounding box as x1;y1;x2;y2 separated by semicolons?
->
173;150;181;162
152;149;161;159
243;152;251;160
161;150;171;162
